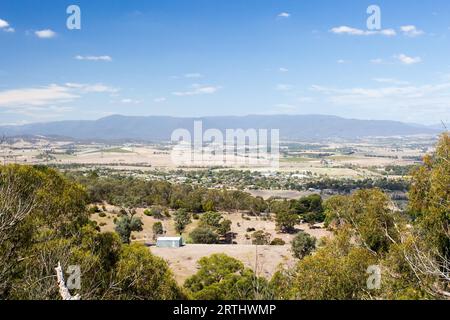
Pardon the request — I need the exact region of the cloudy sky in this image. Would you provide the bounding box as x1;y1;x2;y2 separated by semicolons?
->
0;0;449;125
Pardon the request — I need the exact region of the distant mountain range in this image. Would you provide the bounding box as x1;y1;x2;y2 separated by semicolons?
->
0;115;440;141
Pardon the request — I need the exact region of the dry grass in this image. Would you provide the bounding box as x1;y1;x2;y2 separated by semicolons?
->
151;244;294;284
91;205;332;284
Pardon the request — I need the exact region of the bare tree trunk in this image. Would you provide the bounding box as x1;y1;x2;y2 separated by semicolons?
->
55;262;81;300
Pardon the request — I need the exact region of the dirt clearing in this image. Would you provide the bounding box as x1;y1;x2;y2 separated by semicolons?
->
151;244;295;284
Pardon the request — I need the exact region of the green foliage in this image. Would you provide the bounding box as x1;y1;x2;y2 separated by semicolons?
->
202;199;216;212
251;230;271;245
114;210;143;244
217;219;232;238
294;194;325;224
184;254;270;300
303;177;410;193
75;174;263;213
189;227;219;244
173;209;191;234
148;206;164;219
409;133;450;256
293;194;323;214
89;205;101;214
324;189;398;253
289;231;377;300
152;222;164;240
270;238;286;246
291;232;316;259
199;211;222;229
199;212;232;238
113;244;186;300
0;164;185;300
275;210;299;233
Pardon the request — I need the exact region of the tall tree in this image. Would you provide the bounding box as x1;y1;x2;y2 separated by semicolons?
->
114;210;143;244
173;209;191;235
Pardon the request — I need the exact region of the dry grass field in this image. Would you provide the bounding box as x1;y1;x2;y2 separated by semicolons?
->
151;244;294;284
91;204;332;284
91;205;331;245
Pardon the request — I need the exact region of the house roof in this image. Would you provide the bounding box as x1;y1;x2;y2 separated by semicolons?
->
157;237;182;241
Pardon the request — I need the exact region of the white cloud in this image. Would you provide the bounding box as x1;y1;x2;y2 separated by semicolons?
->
0;85;78;108
0;19;9;28
370;58;384;64
310;82;450;122
275;84;293;91
279;67;289;72
277;12;291;18
0;18;14;32
65;83;118;93
297;96;314;103
337;59;349;64
330;26;396;36
373;78;410;85
172;84;221;96
171;73;204;79
395;54;422;65
0;83;119;111
3;105;76;121
35;29;56;39
153;97;167;103
400;25;424;37
120;98;141;104
184;73;203;78
75;55;112;62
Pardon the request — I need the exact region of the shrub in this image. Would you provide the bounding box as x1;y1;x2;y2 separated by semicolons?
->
114;244;185;299
190;227;219;244
174;209;191;234
163;208;171;218
184;254;269;300
89;205;101;214
275;211;299;233
270;238;286;246
150;207;164;219
291;232;316;259
152;222;164;240
251;230;271;245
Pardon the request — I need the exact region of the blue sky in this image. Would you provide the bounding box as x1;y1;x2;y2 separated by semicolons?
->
0;0;449;125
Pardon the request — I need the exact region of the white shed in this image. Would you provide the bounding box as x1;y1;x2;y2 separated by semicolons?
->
156;236;183;248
